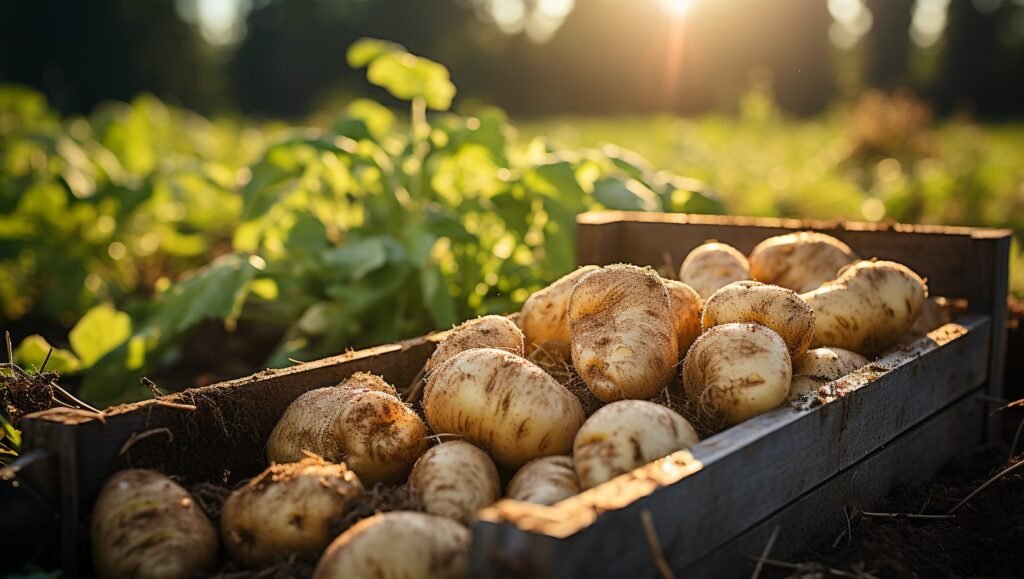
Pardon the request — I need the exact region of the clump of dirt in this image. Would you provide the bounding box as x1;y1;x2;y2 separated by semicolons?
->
0;367;60;424
771;446;1024;578
204;558;316;579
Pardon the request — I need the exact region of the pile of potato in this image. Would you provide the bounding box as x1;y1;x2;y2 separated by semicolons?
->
90;230;933;579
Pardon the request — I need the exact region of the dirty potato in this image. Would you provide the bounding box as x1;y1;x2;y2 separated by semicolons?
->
314;511;469;579
790;347;870;398
426;315;524;373
423;348;585;469
266;372;428;485
682;323;792;426
801;260;928;356
701;280;815;360
573;400;699;490
664;279;703;358
220;457;363;568
409;441;501;525
748;231;857;293
506;455;581;505
568;264;678;402
91;469;218;579
679;241;751;299
518;265;601;353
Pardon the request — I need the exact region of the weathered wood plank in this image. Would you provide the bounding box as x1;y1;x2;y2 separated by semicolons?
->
18;329;447;576
472;316;990;578
968;232;1011;441
576;212;1012;302
684;388;984;578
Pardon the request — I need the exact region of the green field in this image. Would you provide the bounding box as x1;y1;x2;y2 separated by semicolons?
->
1;42;1022;414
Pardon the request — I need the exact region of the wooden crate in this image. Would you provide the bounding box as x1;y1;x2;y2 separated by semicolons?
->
5;212;1011;578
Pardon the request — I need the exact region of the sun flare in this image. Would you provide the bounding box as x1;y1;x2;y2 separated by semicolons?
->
659;0;696;18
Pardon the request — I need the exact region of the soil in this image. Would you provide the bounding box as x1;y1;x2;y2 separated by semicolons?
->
767;446;1024;579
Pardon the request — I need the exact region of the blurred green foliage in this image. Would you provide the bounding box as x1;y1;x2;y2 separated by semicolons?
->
0;40;722;407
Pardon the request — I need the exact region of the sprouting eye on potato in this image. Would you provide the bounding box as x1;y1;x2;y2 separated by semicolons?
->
679;241;750;299
568;264;678;402
266;372;428;485
220;457;363;568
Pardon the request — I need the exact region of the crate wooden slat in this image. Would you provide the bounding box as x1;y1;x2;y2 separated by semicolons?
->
471;317;989;578
9;211;1011;579
684;388;985;578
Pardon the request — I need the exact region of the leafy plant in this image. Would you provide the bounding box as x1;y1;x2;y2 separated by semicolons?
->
0;40;722;406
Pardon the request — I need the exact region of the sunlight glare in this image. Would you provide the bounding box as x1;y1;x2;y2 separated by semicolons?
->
659;0;695;18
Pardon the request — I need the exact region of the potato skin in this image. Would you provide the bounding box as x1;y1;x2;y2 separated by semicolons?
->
314;511;469;579
679;242;751;299
664;279;703;359
427;315;524;372
423;348;585;469
506;455;581;505
683;323;792;426
220;457;363;568
568;264;678;402
790;347;869;398
409;441;500;525
573;400;699;490
801;260;928;356
518;265;601;353
701;280;815;360
266;372;428;485
749;232;857;293
91;469;218;579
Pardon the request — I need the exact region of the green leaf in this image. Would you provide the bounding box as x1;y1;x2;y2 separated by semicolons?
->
419;265;457;328
320;237;389;282
14;335;81;374
2;416;21;449
347;38;403;68
592;177;661;212
366;53;456;111
69;304;132;367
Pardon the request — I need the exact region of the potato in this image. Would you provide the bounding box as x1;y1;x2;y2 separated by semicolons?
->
573;400;699;490
801;260;928;356
314;511;469;579
427;315;524;373
409;441;500;525
749;231;857;293
91;469;218;579
790;347;869;398
507;455;581;505
518;265;601;353
679;241;750;299
568;264;678;402
220;457;363;567
701;280;815;360
423;348;585;469
664;279;703;358
267;372;428;485
682;323;792;425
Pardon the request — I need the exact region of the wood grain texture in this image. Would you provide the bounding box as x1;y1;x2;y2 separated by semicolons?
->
18;329;447;576
472;317;990;578
684;389;984;578
576;211;1012;303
